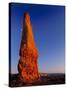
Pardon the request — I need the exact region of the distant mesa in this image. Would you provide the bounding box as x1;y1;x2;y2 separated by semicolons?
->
18;12;40;84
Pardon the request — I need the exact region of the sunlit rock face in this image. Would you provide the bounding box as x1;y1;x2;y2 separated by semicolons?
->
18;13;40;84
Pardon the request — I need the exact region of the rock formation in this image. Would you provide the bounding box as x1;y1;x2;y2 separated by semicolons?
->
18;12;40;84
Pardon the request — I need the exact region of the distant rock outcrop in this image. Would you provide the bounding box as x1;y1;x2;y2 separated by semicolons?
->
18;12;40;84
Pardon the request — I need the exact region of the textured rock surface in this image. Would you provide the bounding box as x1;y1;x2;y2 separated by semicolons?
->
18;13;40;84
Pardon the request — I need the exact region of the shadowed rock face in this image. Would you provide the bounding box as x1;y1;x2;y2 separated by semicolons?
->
18;13;40;84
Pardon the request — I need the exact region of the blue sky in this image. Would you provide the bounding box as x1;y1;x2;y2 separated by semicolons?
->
10;3;65;74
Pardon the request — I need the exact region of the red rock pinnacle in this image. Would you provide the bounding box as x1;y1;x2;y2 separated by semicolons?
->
18;12;40;84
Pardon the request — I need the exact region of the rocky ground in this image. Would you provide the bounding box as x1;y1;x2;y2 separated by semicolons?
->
9;73;65;87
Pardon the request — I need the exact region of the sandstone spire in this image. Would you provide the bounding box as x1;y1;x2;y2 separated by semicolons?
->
18;12;40;84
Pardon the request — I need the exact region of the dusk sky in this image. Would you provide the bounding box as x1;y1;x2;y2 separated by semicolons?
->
10;3;65;74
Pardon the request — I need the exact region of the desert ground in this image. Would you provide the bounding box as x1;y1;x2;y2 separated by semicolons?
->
9;73;65;87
